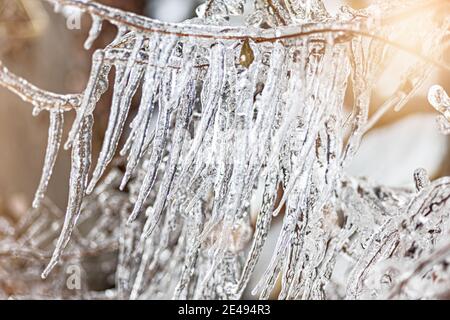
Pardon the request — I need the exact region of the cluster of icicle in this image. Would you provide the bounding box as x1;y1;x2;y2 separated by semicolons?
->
1;0;450;299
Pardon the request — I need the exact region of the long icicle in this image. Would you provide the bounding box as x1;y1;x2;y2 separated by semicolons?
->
33;110;64;209
120;36;179;188
42;114;94;279
141;79;195;238
64;50;107;150
86;35;145;193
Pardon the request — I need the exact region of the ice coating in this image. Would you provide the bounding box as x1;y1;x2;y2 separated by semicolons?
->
0;0;449;300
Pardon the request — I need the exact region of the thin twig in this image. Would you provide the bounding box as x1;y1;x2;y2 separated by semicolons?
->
44;0;447;42
0;62;81;111
43;0;449;70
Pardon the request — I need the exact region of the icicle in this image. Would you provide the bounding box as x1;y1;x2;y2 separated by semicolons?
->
65;50;108;150
116;206;144;299
87;35;145;193
184;170;215;219
242;45;285;201
341;38;383;167
3;0;449;301
141;80;195;239
42;114;94;279
173;203;204;299
279;215;305;300
195;219;234;298
32;105;42;117
234;167;279;298
253;177;308;299
84;15;103;50
196;52;261;297
177;43;226;181
127;80;173;223
33;110;64;209
86;64;124;194
223;44;261;205
120;36;179;188
129;238;154;300
265;80;306;216
118;36;161;158
87;64;144;191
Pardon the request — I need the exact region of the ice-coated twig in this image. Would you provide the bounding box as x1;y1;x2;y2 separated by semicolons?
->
1;0;450;301
0;62;81;111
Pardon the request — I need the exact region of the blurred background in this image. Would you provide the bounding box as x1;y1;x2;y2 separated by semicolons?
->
0;0;448;225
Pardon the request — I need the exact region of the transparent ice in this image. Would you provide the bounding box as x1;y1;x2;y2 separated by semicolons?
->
0;0;449;300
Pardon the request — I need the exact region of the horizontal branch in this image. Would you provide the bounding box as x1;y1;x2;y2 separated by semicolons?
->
0;46;206;112
46;0;355;42
0;62;81;111
44;0;447;42
44;0;449;71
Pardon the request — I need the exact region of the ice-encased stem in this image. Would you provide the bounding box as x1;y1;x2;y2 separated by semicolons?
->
235;167;279;298
33;110;64;209
42;114;94;279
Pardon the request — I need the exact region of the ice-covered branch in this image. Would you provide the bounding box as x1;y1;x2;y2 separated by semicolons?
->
44;0;449;48
44;0;364;42
0;0;449;300
0;62;81;111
